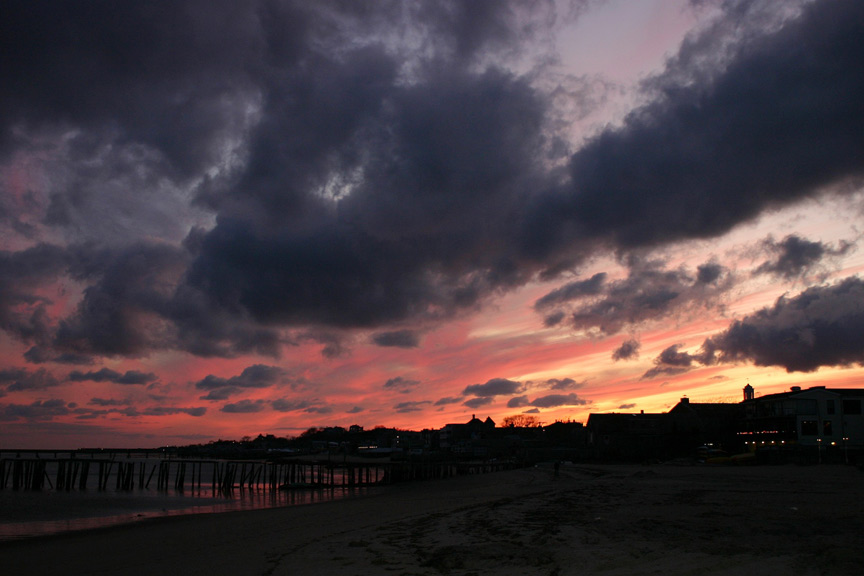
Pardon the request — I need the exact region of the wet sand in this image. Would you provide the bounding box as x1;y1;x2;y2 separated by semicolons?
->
1;462;862;575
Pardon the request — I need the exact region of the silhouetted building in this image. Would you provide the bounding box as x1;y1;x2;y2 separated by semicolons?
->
586;411;673;461
439;414;496;455
669;397;745;453
586;385;864;462
740;386;864;450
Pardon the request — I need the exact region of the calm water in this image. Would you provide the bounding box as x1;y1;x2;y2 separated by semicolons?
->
0;452;379;541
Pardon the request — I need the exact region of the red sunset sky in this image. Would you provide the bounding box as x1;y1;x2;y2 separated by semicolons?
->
2;0;864;448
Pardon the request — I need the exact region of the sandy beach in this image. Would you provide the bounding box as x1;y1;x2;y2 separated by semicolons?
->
1;462;862;575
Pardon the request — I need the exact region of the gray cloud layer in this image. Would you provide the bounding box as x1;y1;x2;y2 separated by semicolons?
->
0;0;862;369
644;277;864;375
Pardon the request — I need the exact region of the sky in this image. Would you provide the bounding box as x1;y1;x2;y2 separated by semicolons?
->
2;0;864;449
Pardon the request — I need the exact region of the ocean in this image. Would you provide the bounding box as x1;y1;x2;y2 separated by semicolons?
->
0;451;381;541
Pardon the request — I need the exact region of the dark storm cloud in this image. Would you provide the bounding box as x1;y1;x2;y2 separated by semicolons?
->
507;392;588;408
507;395;529;408
701;276;864;372
186;64;552;330
304;406;333;414
167;284;284;358
0;367;60;391
416;0;564;66
68;368;157;385
0;0;263;172
394;400;432;413
0;399;69;421
199;389;235;401
463;378;523;397
272;398;314;412
538;258;733;335
612;338;641;361
642;276;864;375
110;406;207;418
372;330;421;348
130;406;207;418
0;244;69;346
529;0;864;254
434;396;462;406
89;398;127;407
533;273;606;310
642;344;701;380
656;344;696;368
618;403;636;410
529;393;588;408
221;399;268;414
1;0;863;363
24;347;93;365
462;397;494;409
383;376;421;393
545;377;584;390
696;262;725;285
195;364;285;399
542;311;566;328
54;242;187;357
754;235;853;280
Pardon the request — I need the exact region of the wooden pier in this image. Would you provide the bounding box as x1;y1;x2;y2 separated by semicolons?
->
0;455;518;494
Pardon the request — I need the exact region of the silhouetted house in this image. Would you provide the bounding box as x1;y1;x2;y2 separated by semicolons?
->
586;411;673;460
669;397;745;453
741;386;864;451
588;397;745;461
543;420;587;445
439;415;496;456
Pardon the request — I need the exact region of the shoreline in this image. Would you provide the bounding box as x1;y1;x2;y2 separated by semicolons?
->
0;482;375;542
2;463;863;575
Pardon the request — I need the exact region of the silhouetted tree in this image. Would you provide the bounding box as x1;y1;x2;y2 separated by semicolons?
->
502;414;539;428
